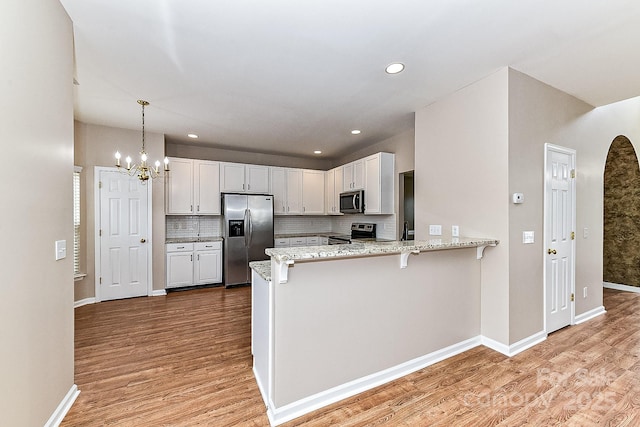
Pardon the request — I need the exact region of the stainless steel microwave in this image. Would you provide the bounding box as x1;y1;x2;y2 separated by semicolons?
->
339;190;364;214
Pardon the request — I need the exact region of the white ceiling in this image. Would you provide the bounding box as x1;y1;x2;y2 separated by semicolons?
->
61;0;640;160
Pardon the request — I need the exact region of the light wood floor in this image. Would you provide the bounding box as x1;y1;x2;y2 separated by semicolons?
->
62;287;640;426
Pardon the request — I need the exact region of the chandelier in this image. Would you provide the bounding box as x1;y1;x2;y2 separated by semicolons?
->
115;100;169;181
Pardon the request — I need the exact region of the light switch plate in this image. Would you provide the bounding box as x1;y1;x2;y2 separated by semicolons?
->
522;231;534;244
55;240;67;260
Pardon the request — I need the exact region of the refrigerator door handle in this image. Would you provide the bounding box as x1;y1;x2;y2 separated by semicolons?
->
247;209;253;248
243;209;250;247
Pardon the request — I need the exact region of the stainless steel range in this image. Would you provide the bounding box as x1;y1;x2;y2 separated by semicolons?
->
328;223;376;245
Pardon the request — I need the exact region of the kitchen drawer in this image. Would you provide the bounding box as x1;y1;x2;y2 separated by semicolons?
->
166;243;194;252
290;237;307;247
306;236;320;245
195;241;222;251
275;238;290;248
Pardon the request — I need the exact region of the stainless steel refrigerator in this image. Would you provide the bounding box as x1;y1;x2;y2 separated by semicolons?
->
222;193;274;287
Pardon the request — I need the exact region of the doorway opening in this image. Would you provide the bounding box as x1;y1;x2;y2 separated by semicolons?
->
603;135;640;289
399;171;414;240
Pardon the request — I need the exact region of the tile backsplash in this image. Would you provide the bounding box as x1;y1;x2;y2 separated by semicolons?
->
166;214;397;240
166;216;221;239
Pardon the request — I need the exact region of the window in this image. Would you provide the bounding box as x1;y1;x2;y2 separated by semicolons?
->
73;166;82;277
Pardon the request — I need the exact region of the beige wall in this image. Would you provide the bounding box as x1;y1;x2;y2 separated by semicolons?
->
507;69;594;342
0;0;75;425
272;248;481;406
415;66;640;346
415;68;511;344
74;122;167;299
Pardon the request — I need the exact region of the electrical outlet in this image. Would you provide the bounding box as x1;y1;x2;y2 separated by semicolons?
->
583;227;589;239
451;225;459;237
583;287;588;298
429;225;442;236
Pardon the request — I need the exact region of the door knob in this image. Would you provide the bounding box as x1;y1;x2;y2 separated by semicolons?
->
547;248;556;255
140;238;146;243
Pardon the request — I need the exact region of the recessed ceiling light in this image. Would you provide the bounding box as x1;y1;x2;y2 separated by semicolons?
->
187;133;198;139
385;63;405;74
314;150;322;154
351;129;361;135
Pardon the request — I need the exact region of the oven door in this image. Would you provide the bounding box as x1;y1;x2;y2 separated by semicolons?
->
339;190;364;214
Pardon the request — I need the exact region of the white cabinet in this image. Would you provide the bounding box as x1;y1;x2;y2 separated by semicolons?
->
220;162;270;193
343;159;365;191
166;158;194;214
166;158;220;215
306;236;320;245
166;241;222;288
364;152;395;214
274;236;327;247
289;237;308;247
194;242;222;285
166;243;194;288
274;238;290;248
270;167;302;215
325;166;343;215
195;161;221;214
302;169;325;214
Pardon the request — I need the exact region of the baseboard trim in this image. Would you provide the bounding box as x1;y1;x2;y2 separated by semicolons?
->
481;330;547;357
74;298;95;308
575;305;606;324
604;282;640;293
44;384;79;427
266;336;482;426
151;289;167;297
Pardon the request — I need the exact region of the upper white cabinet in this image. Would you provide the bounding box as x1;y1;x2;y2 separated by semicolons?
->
363;152;395;214
343;159;365;191
220;162;270;193
166;158;220;215
166;158;193;215
325;166;343;215
302;169;325;214
270;167;302;215
194;161;221;214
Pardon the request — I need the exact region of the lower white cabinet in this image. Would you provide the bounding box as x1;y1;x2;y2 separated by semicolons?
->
194;242;222;285
166;241;222;288
274;238;290;248
274;236;328;248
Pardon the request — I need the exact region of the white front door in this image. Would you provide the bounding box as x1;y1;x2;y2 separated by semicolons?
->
97;169;150;301
544;144;576;333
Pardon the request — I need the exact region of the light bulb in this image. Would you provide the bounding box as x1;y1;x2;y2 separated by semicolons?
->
141;152;148;162
115;151;121;160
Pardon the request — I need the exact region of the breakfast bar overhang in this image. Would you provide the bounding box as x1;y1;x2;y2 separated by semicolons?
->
251;237;498;426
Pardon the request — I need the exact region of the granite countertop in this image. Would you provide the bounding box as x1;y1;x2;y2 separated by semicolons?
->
166;236;223;244
265;237;499;263
249;260;271;282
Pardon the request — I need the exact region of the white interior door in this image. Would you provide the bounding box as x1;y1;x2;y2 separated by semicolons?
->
97;169;150;301
544;144;576;333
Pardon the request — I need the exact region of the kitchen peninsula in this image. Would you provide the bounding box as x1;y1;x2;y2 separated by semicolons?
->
250;237;498;426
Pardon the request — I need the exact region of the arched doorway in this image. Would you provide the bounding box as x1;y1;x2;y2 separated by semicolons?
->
603;135;640;288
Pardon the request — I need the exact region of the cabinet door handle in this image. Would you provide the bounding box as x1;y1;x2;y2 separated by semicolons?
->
198;254;200;261
197;205;200;212
191;254;193;261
